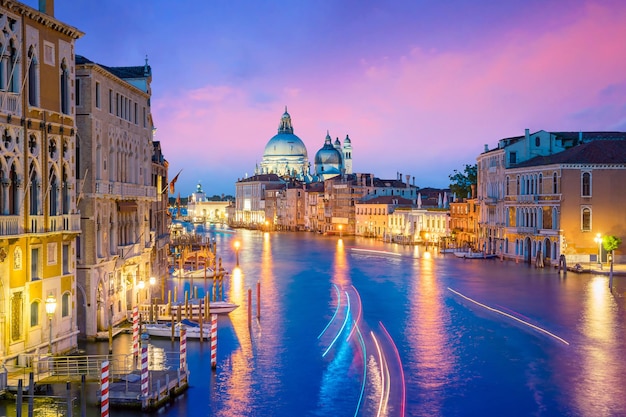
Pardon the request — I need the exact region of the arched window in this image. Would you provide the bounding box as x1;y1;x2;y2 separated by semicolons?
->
62;292;70;317
62;165;70;215
27;46;39;107
29;162;38;215
538;173;542;195
506;176;510;195
582;207;591;231
582;172;591;197
9;163;18;215
553;172;558;194
30;300;39;327
60;60;70;114
49;169;58;216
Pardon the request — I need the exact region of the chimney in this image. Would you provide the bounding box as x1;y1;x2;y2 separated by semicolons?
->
525;128;530;141
405;174;410;188
484;144;489;152
39;0;55;16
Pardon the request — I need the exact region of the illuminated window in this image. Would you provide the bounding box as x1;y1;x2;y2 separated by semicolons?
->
581;207;591;231
30;301;39;326
582;172;591;197
62;292;70;317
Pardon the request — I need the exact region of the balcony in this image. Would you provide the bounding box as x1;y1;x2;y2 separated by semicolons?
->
95;180;156;200
517;195;537;203
0;215;21;236
0;92;21;114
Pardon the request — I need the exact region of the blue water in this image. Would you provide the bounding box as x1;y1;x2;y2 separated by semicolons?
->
15;229;626;416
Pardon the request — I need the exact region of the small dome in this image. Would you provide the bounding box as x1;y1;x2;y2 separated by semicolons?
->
314;132;343;177
314;146;342;166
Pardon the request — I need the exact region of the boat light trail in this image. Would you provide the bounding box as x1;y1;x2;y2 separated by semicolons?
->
447;287;570;345
346;285;363;342
318;284;341;340
371;332;390;417
353;323;367;417
323;291;351;358
350;248;402;257
380;322;406;417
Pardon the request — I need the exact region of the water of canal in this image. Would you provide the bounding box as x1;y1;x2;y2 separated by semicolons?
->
9;228;626;416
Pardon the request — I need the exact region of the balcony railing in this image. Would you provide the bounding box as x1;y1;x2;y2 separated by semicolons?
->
0;92;21;114
95;180;156;199
517;195;538;203
0;215;21;236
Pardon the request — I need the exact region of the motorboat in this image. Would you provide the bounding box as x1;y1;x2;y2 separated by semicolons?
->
454;250;497;259
172;267;215;279
144;319;210;339
167;301;239;317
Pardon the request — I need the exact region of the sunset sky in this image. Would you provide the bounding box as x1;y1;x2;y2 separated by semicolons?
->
37;0;626;196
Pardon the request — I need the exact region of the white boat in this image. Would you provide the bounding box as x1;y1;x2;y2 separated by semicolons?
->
144;319;211;339
454;251;497;259
169;301;239;316
172;267;215;279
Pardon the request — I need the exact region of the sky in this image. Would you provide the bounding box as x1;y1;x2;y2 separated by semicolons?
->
30;0;626;196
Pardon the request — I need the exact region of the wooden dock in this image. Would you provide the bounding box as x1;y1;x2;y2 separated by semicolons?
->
105;369;188;411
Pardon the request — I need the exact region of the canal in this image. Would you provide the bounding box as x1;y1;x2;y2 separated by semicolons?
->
6;229;626;416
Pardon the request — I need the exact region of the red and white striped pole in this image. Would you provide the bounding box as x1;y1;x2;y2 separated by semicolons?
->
100;360;109;417
210;314;217;369
132;306;139;359
179;324;187;373
140;333;149;398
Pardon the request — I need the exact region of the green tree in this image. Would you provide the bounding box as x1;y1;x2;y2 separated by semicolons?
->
603;235;622;291
602;235;621;253
448;164;477;199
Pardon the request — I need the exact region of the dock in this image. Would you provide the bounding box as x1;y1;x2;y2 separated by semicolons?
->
1;351;188;412
105;369;188;411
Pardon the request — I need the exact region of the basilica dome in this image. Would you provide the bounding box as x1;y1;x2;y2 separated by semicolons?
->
260;109;310;179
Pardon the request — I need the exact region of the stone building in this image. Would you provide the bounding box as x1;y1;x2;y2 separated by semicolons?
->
75;55;157;339
0;1;83;360
477;129;626;263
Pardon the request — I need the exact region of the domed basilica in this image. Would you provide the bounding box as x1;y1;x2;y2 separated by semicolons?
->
256;108;352;182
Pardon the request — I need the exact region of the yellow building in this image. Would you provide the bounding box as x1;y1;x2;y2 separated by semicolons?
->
0;1;83;360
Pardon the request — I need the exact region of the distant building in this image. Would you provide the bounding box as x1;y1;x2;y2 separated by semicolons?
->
187;182;230;224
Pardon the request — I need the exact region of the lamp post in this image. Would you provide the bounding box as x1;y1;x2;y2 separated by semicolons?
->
594;233;603;269
234;240;240;266
45;294;57;355
338;224;343;238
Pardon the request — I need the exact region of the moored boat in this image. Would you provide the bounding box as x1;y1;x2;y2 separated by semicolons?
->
454;250;497;259
172;267;215;279
145;319;210;339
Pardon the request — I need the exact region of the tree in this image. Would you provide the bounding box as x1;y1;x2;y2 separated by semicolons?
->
449;164;477;200
603;235;622;291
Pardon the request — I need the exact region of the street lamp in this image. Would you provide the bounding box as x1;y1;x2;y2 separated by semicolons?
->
594;233;603;269
137;279;145;305
234;240;240;266
45;294;56;354
338;224;343;238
